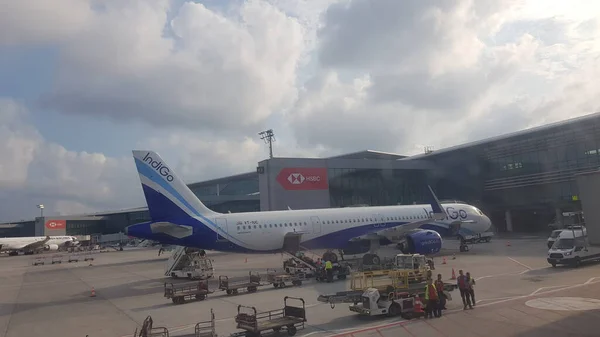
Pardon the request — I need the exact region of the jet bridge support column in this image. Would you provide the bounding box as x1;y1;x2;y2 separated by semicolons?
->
505;210;513;232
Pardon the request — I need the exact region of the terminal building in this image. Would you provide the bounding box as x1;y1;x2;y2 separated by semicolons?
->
2;112;600;238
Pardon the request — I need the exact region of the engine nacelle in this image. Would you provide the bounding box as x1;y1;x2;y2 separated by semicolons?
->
400;230;442;255
44;244;59;251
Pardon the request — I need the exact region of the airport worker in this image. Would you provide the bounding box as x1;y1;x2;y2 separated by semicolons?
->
457;270;473;310
434;274;447;310
325;259;333;282
424;278;441;318
466;272;476;307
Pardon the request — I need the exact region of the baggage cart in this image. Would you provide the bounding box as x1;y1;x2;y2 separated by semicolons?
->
84;252;95;261
68;254;79;263
164;280;212;305
234;296;306;337
266;269;304;288
195;309;217;337
134;315;169;337
51;254;63;264
32;256;46;266
219;271;263;295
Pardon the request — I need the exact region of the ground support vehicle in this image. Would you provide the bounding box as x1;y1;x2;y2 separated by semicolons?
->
266;269;305;288
318;271;457;308
462;232;494;244
164;280;213;304
219;271;265;295
317;290;365;307
134;315;169;337
51;254;63;264
233;296;306;337
195;309;217;337
68;254;79;263
349;288;426;319
32;256;46;266
393;254;430;283
314;263;351;282
547;229;600;267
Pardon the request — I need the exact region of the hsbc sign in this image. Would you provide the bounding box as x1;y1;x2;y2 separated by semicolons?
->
277;168;328;190
45;220;66;230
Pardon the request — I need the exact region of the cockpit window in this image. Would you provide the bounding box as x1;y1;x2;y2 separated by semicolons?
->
472;207;483;215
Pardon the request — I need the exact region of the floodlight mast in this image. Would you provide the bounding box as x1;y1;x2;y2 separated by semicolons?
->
258;129;275;159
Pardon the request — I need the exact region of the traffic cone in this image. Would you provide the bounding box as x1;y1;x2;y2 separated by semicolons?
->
442;257;447;264
451;268;456;280
413;296;425;317
90;287;96;297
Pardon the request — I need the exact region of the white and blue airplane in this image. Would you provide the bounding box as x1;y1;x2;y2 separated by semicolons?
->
125;151;492;264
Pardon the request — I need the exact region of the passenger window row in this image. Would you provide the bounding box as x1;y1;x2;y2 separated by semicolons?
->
238;222;308;231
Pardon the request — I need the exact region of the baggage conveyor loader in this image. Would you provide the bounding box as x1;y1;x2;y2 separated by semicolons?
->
318;270;457;309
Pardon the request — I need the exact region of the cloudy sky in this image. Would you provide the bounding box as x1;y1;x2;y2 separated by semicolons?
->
1;0;599;221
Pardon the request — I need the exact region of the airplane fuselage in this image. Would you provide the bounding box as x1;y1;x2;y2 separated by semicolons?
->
0;236;77;251
127;202;491;253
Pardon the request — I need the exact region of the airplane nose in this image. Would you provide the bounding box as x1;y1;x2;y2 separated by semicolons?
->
484;216;493;232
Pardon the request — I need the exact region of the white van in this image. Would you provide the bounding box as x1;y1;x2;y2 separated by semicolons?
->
547;229;600;267
547;226;587;249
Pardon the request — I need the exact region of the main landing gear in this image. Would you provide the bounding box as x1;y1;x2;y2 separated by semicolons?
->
458;236;470;253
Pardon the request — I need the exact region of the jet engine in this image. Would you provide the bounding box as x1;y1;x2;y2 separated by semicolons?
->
44;244;59;251
397;230;442;255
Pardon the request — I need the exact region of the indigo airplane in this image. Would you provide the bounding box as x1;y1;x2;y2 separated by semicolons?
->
125;151;492;264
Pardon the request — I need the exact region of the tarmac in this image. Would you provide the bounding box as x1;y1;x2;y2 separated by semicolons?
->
0;235;599;337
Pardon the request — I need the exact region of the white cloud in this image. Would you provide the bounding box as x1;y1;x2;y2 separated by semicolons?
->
0;99;145;221
1;0;600;221
37;0;306;135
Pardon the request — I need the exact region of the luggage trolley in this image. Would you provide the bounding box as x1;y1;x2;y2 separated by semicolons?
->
164;280;212;305
219;271;264;295
195;309;217;337
134;315;169;337
233;296;306;337
266;269;305;288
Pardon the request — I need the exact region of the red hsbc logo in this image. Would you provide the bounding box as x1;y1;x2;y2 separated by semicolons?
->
276;168;328;190
45;220;66;230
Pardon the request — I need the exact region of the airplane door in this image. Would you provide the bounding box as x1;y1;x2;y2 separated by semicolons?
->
215;218;228;242
311;216;321;234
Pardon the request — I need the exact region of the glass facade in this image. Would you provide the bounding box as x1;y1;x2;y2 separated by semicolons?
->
189;175;259;197
328;168;429;207
424;114;600;232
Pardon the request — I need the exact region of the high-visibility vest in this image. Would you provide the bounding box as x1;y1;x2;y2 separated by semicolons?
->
424;284;438;300
325;261;333;270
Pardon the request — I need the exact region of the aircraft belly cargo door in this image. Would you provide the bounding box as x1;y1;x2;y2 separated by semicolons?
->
215;218;228;242
311;216;321;234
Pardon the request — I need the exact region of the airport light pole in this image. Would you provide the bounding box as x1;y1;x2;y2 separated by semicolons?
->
37;204;44;218
258;129;276;159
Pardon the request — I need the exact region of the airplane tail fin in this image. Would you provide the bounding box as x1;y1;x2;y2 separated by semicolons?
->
132;150;219;221
426;185;447;221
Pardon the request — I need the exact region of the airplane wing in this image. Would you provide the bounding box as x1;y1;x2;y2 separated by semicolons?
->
13;236;51;251
354;186;448;241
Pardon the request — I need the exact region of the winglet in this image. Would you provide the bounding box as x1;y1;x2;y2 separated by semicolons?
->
426;185;446;220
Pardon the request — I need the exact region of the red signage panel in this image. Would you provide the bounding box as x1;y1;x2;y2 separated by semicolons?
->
276;168;329;190
45;220;66;230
